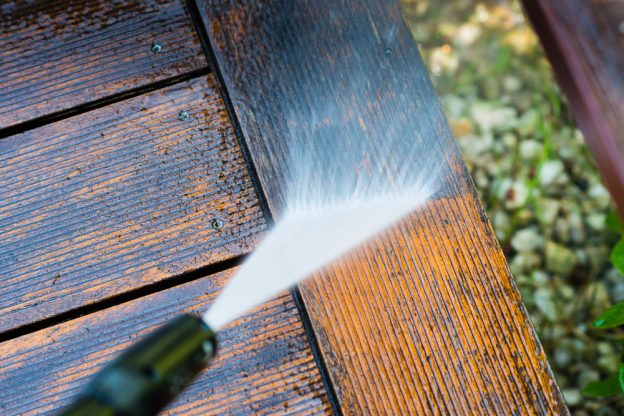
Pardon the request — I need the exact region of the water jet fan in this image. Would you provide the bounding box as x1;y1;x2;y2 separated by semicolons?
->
59;96;442;416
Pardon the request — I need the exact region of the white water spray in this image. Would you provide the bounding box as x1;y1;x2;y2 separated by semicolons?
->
203;100;442;330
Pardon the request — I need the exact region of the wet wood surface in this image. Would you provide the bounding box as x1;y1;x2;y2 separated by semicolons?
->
0;75;266;333
522;0;624;217
0;268;332;415
199;0;568;414
0;0;207;131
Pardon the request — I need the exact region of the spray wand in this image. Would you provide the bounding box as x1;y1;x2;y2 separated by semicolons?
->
59;314;216;416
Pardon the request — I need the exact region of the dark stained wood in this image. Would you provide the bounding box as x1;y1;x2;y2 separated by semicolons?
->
199;0;568;413
0;75;266;333
0;0;207;131
522;0;624;217
0;269;332;415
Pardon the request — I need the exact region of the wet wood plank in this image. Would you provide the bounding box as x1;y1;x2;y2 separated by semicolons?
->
199;0;568;413
522;0;624;217
0;269;332;415
0;0;207;131
0;75;265;333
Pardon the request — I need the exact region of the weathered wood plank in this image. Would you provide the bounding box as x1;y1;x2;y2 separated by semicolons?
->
522;0;624;217
0;0;207;131
199;0;568;413
0;269;332;415
0;75;265;333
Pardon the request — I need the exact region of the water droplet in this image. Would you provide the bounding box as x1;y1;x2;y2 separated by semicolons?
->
178;111;190;121
151;43;162;53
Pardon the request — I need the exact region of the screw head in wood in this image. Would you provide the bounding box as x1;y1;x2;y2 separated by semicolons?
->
151;43;162;53
211;218;224;229
178;111;190;121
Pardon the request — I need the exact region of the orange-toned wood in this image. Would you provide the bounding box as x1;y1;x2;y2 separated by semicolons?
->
199;0;568;413
522;0;624;217
0;0;207;131
302;194;566;414
0;75;266;333
0;269;332;415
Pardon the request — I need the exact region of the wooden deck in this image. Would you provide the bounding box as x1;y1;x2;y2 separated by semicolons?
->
0;0;567;414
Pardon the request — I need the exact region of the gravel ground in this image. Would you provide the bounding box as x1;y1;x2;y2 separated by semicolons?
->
400;1;623;414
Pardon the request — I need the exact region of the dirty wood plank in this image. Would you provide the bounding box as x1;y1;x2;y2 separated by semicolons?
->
0;0;207;131
0;75;265;333
522;0;624;217
0;269;332;415
199;0;568;414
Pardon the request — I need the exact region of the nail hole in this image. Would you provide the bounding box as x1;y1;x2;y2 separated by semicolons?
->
212;219;224;230
178;111;190;121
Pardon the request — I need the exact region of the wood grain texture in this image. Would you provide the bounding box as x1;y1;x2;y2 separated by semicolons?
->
0;269;332;415
0;75;265;333
0;0;207;131
522;0;624;217
199;0;568;413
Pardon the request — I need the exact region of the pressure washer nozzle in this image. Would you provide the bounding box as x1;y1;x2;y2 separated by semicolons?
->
58;314;217;416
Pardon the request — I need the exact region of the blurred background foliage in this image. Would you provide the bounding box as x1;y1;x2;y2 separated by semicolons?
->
399;1;623;414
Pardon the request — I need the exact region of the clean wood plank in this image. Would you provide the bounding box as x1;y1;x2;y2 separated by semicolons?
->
0;0;207;131
199;0;568;413
0;75;265;333
522;0;624;217
0;269;332;415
